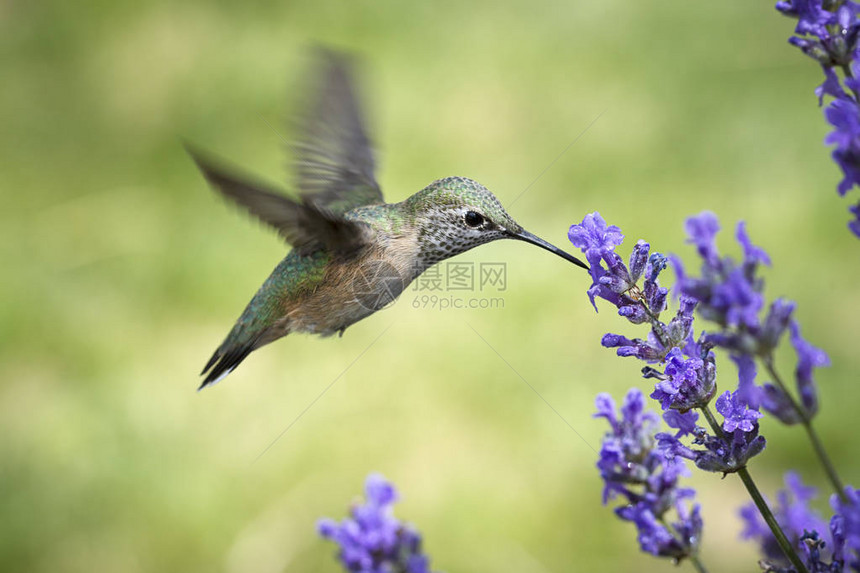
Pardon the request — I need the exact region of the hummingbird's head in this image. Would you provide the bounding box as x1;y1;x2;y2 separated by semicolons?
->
406;176;588;269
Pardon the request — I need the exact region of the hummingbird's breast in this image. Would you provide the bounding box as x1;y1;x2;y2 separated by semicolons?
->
272;222;423;338
344;204;428;283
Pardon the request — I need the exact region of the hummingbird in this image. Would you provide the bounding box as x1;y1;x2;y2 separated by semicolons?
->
188;51;588;389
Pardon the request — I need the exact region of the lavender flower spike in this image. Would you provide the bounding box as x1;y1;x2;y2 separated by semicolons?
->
776;0;860;236
831;486;860;569
674;213;768;337
741;471;847;571
318;474;435;573
789;319;830;420
716;389;762;433
569;213;673;329
568;212;624;267
657;390;766;475
650;345;716;413
594;389;703;562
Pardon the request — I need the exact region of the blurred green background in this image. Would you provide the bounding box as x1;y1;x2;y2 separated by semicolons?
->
3;0;859;571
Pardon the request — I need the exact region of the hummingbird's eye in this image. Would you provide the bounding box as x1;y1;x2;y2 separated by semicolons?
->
464;211;484;228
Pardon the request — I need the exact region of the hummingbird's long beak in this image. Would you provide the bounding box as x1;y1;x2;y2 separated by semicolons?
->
509;229;589;271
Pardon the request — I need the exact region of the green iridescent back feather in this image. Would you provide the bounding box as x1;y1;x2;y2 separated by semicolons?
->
230;250;330;338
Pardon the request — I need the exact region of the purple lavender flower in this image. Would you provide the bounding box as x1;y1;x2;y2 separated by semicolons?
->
657;426;765;475
575;210;846;571
776;1;832;38
616;502;703;560
657;390;766;475
568;212;623;266
732;354;762;410
594;389;702;562
740;471;849;571
736;222;772;267
826;98;860;200
740;502;785;563
663;409;700;437
568;213;665;322
601;332;664;361
685;211;721;265
630;240;650;283
755;313;832;424
790;320;831;419
570;213;695;370
594;388;661;503
649;345;716;412
777;0;860;236
831;486;860;569
850;201;860;236
671;212;833;425
778;473;828;540
673;213;769;337
760;383;807;426
318;474;434;573
575;212;768;470
760;299;797;353
716;390;763;433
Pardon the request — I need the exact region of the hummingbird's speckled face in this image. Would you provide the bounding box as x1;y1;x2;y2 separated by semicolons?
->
406;176;588;271
408;177;522;265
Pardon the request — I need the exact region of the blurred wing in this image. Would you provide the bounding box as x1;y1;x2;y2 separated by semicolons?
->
187;145;369;256
293;50;384;214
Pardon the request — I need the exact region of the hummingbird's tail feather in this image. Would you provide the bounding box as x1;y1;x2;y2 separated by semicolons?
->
199;334;263;390
197;253;306;390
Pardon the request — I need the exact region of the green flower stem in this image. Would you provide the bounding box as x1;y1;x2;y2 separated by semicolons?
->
760;356;847;502
735;468;809;573
688;555;708;573
700;405;809;573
